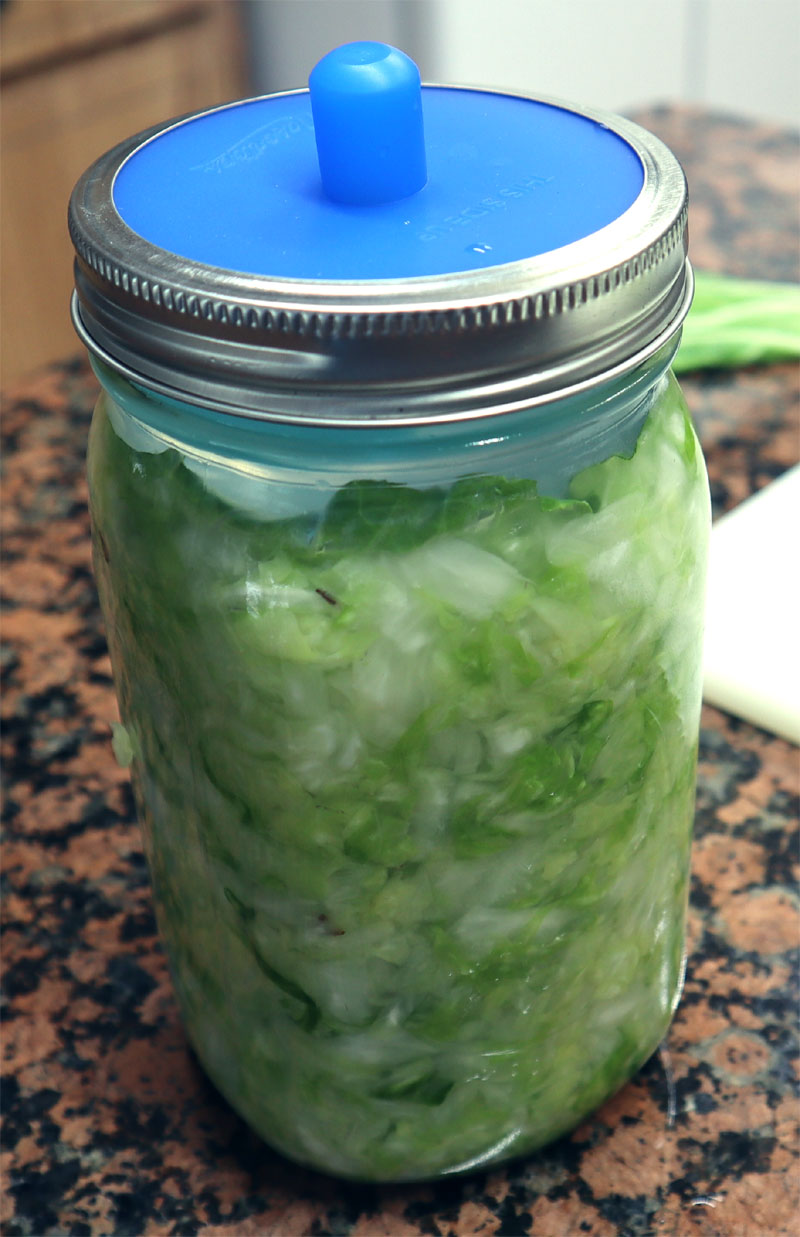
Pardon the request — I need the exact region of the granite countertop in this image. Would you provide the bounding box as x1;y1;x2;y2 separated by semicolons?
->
2;108;798;1237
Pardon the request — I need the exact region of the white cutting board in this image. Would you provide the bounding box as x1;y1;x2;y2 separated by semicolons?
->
703;464;800;744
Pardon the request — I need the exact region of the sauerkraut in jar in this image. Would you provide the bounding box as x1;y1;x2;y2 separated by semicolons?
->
72;40;707;1180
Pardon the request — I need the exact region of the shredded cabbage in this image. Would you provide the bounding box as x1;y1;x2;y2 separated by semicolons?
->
88;371;709;1181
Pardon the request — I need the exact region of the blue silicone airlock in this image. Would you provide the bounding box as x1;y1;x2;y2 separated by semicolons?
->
309;42;426;205
112;43;644;281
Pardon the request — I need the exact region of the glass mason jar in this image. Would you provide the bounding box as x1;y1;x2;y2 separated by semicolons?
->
71;46;709;1181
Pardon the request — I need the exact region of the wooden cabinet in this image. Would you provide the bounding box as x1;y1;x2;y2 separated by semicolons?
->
1;0;247;384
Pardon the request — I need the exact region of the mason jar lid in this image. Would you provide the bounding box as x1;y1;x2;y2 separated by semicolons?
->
69;42;691;426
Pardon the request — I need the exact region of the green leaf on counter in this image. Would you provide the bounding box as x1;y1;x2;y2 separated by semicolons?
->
675;271;800;373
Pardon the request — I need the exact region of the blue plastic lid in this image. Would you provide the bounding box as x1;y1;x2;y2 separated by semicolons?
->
112;42;643;281
71;46;690;423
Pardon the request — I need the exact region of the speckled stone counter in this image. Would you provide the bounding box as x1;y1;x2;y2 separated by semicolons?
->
2;109;798;1237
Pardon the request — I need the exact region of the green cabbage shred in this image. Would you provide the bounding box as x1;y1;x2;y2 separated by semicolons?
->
88;372;709;1180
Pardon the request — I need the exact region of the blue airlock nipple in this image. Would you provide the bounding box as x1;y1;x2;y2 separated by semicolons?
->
309;42;427;205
